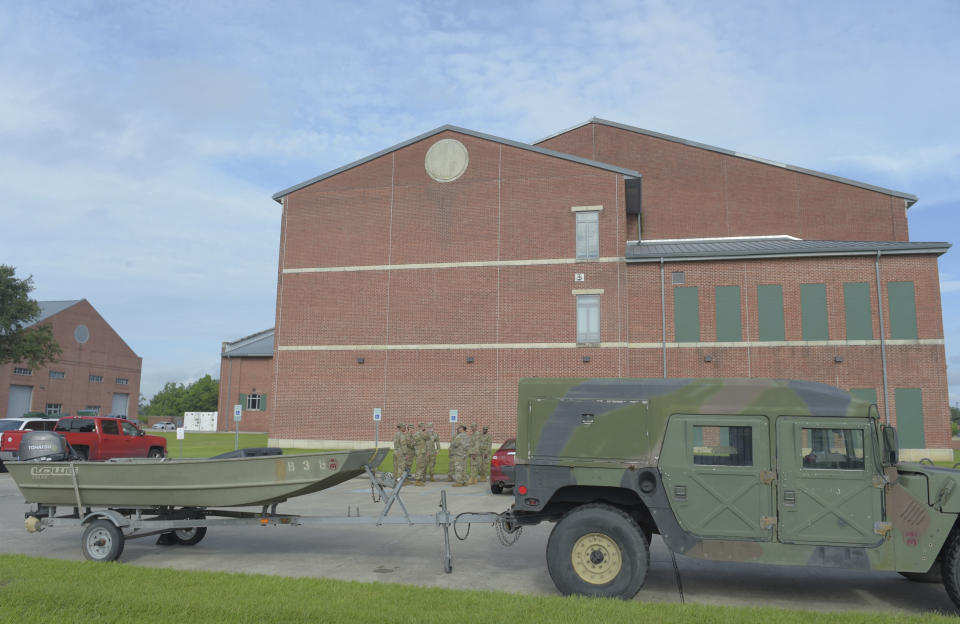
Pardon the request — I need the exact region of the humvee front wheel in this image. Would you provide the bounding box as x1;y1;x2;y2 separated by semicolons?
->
546;503;648;598
942;531;960;609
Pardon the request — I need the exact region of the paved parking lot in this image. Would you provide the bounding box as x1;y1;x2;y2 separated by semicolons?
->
0;471;956;615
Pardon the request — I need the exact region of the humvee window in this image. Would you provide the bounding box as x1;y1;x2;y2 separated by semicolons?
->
801;428;864;470
692;425;752;466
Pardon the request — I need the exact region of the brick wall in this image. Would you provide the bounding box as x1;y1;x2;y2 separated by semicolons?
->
218;356;273;432
0;300;142;420
537;123;910;242
269;129;947;453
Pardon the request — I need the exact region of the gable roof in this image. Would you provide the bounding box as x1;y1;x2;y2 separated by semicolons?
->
222;328;275;357
272;124;640;203
626;237;949;263
25;300;83;327
537;118;918;208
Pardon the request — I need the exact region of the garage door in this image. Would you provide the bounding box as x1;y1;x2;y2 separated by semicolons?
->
111;393;129;417
7;385;33;418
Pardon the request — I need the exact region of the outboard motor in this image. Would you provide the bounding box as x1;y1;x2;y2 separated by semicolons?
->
18;431;79;462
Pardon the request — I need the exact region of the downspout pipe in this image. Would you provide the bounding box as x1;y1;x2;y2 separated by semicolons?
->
875;250;890;425
661;257;667;378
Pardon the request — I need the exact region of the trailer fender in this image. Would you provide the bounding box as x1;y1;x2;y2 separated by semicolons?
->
81;509;130;529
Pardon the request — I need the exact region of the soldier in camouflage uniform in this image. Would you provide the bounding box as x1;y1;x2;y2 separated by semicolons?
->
468;423;481;485
425;422;440;481
403;424;416;476
449;425;470;486
412;422;428;486
392;424;407;475
479;425;493;479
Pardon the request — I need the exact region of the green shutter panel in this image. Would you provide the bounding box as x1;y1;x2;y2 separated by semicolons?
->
888;281;918;339
843;282;873;340
239;394;247;410
800;284;829;341
674;287;700;343
260;394;267;411
895;388;924;449
757;285;785;341
715;286;742;342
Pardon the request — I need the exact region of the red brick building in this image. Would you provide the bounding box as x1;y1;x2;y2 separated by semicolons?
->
218;328;273;432
245;120;950;459
1;300;142;420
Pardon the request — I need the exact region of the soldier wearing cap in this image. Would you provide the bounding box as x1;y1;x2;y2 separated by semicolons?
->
392;424;407;475
412;422;428;485
449;425;470;486
479;425;493;480
425;422;440;481
468;423;481;485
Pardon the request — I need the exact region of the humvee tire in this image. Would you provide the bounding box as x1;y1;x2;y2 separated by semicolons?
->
942;531;960;608
546;503;649;599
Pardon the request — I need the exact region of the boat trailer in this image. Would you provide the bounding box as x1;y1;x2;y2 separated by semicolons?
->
21;465;520;571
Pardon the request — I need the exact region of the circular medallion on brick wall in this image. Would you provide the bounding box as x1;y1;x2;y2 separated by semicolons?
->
75;324;89;344
424;138;468;182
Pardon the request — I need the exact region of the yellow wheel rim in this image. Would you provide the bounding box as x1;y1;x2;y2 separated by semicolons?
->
571;532;622;584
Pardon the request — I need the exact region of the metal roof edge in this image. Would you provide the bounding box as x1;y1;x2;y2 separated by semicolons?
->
27;300;84;327
536;117;919;208
222;328;275;355
271;125;640;203
625;241;950;263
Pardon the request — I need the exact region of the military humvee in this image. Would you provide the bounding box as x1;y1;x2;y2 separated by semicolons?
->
509;378;960;607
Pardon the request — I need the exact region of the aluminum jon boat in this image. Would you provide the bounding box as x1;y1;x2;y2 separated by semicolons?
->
6;447;389;508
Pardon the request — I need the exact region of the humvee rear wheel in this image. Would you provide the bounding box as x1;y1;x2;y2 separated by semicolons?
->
546;503;648;598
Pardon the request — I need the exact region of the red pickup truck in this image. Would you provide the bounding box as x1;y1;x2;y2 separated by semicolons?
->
0;416;166;461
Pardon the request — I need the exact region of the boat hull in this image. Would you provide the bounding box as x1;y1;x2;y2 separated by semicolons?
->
6;448;387;508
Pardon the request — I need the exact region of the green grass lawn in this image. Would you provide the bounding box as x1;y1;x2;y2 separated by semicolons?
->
155;432;452;473
0;554;952;624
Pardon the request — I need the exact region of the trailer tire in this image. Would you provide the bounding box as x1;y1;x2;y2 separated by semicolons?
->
82;519;124;562
172;527;207;546
942;530;960;609
546;503;648;599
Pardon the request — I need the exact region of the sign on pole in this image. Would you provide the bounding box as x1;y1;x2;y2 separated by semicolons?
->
449;409;458;423
373;408;382;422
233;404;242;423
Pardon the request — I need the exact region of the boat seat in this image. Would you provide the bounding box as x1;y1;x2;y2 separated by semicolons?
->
211;447;283;459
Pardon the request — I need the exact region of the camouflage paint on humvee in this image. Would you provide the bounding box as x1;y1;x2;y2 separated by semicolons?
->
510;378;960;604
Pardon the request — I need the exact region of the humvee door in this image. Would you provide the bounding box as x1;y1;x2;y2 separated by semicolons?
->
776;417;884;546
660;415;774;540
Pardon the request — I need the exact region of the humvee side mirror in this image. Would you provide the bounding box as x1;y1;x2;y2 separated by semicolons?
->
881;425;899;466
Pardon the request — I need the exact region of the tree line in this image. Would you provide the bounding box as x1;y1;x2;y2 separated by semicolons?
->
140;375;219;417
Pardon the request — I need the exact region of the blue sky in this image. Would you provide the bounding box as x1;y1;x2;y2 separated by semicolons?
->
1;1;958;405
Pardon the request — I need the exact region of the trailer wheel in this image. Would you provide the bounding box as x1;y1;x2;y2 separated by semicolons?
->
172;527;207;546
82;519;124;562
546;503;648;599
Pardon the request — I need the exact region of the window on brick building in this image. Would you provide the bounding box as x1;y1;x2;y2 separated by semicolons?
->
673;287;700;343
241;393;267;411
13;367;32;376
715;286;742;342
575;211;599;259
576;295;600;344
49;370;66;379
45;403;62;416
89;375;104;383
757;285;785;341
800;283;829;341
85;405;101;416
116;377;129;385
844;282;873;340
888;281;918;339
